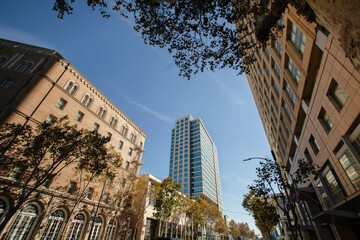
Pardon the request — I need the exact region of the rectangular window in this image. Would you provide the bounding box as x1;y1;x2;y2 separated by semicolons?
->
272;79;280;97
339;150;360;190
309;135;320;155
281;116;290;136
264;47;269;59
0;78;15;88
273;61;281;79
327;79;349;111
42;175;54;188
287;57;300;84
264;77;270;90
46;114;56;123
304;148;314;163
149;191;156;206
290;21;306;56
106;132;112;140
86;187;94;200
93;123;100;132
283;101;293;122
285;82;296;106
56;98;67;110
102;193;109;204
318;108;334;133
118;140;123;149
274;40;282;59
264;63;270;76
67;181;77;194
316;166;345;208
75;111;84;122
9;165;26;181
128;148;133;156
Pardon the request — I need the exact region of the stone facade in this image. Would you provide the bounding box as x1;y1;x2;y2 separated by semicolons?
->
0;38;146;240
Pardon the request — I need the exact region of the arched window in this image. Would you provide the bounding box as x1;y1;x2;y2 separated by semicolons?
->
87;98;93;107
66;213;85;240
89;216;103;240
65;81;74;92
104;219;116;240
120;126;128;136
81;94;93;107
109;116;118;128
130;133;136;143
5;204;38;240
81;94;89;104
97;107;107;119
64;81;78;95
40;209;66;240
69;84;78;95
0;198;8;221
15;62;32;72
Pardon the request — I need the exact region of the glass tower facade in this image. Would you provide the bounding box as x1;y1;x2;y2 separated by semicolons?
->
169;115;223;211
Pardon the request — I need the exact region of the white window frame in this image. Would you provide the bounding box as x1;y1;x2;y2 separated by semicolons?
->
89;216;103;240
5;204;38;240
66;213;85;240
104;219;116;240
40;209;66;240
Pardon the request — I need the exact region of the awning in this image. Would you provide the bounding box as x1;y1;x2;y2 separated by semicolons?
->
311;210;360;225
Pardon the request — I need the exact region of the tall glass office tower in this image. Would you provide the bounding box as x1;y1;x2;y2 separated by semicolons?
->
169;115;223;211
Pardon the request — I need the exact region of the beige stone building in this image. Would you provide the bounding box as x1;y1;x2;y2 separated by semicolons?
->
0;38;146;240
244;4;360;240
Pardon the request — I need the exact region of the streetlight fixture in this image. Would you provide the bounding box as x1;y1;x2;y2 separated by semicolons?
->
243;150;304;240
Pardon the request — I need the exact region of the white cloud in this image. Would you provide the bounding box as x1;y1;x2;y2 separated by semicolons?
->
208;73;244;105
124;95;173;123
222;173;252;186
0;24;56;50
222;192;243;201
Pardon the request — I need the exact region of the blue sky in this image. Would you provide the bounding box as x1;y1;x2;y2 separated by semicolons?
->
0;0;271;234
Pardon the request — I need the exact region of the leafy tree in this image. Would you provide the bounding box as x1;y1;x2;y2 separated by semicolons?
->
228;219;240;238
246;157;318;240
152;176;182;237
238;222;252;239
58;147;123;239
201;201;223;240
214;214;228;237
242;190;279;239
110;171;141;235
0;116;120;234
182;197;206;239
131;177;152;240
51;0;317;79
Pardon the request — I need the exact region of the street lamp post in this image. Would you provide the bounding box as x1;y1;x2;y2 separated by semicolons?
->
243;151;303;240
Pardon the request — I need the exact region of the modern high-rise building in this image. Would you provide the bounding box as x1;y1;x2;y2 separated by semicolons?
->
243;3;360;240
168;115;223;211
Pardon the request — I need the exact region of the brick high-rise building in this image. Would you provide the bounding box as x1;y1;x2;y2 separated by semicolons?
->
244;4;360;240
0;38;146;240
